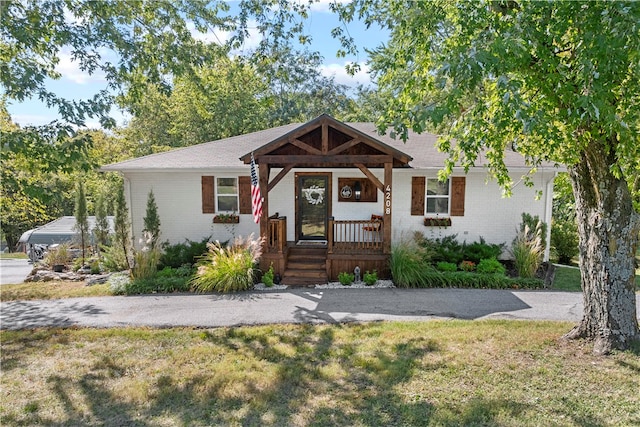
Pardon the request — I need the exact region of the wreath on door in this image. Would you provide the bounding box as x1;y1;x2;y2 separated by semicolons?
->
304;185;324;205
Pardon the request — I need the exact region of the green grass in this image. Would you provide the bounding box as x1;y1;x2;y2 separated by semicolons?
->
0;252;28;260
552;264;640;292
1;321;639;426
0;280;111;301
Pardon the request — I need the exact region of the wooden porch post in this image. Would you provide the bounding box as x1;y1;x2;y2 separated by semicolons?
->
259;160;270;250
383;162;392;254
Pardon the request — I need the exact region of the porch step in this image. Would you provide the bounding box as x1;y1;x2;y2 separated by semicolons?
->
282;247;328;287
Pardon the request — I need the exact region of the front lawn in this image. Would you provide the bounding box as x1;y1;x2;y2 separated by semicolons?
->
551;264;640;292
1;321;638;426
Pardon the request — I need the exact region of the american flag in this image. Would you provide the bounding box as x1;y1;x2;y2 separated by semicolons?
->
250;152;263;224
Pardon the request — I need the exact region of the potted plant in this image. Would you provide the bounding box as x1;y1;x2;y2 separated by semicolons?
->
423;217;452;227
213;213;240;224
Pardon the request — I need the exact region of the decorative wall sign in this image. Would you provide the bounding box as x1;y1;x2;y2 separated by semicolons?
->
340;185;353;199
337;178;377;202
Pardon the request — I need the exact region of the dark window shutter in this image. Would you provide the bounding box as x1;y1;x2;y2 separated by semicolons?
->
411;176;426;215
202;176;215;213
238;176;251;214
450;176;466;216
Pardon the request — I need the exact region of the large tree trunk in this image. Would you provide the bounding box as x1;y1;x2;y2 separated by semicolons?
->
564;139;640;355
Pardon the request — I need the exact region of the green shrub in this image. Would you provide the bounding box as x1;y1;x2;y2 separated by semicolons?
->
108;272;131;295
338;271;355;286
551;219;579;264
459;260;476;272
126;276;191;294
462;238;505;264
262;264;275;287
390;240;436;288
191;234;263;293
408;271;543;290
476;258;506;275
511;223;544;278
427;234;464;265
160;237;211;268
156;265;194;278
363;270;378;286
436;261;458;272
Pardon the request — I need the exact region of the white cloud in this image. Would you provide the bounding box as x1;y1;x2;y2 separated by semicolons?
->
320;61;371;87
187;21;229;45
55;48;107;85
10;114;57;127
309;0;350;13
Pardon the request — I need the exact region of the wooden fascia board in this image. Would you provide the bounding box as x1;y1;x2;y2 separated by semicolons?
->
259;154;393;164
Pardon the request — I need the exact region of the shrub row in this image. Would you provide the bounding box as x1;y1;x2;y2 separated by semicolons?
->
395;271;543;290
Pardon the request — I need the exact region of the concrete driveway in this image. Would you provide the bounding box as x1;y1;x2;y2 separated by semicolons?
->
0;288;616;331
0;258;33;285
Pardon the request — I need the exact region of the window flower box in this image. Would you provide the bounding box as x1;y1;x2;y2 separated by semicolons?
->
424;217;452;227
213;214;239;224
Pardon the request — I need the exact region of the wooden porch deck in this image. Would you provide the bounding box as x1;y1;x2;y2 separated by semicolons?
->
262;216;390;286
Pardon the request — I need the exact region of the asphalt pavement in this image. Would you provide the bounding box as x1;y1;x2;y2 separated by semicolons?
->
2;288;623;331
0;258;33;286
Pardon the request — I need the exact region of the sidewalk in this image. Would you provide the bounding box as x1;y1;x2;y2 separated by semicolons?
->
0;288;609;331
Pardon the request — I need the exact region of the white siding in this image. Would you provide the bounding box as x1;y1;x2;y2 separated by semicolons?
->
123;168;556;259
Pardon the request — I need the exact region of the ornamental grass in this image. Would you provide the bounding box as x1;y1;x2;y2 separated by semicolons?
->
191;234;263;293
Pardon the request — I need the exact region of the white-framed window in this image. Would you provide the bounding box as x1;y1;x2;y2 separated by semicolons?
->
216;177;238;212
425;178;450;215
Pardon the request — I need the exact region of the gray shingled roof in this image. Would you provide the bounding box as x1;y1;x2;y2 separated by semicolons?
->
102;121;558;172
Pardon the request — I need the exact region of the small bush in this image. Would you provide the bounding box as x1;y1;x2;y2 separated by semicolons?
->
476;258;506;275
338;271;355;286
156;265;194;278
363;270;378;286
262;264;275;287
427;234;464;265
551;219;579;264
436;261;458;272
191;234;263;293
459;260;476;272
126;276;191;294
108;272;131;295
160;237;211;268
462;238;505;264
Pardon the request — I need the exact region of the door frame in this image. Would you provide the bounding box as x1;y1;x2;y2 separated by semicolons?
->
295;172;332;241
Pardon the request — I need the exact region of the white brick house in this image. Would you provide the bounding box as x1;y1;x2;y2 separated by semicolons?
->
102;115;561;284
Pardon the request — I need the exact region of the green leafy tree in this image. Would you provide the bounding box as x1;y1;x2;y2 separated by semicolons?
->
74;181;89;266
93;189;110;249
142;190;161;248
114;185;132;270
336;0;639;353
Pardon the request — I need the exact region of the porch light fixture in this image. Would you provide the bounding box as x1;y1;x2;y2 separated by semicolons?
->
354;181;362;200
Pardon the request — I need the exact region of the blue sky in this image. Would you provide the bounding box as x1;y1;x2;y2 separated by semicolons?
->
6;0;388;129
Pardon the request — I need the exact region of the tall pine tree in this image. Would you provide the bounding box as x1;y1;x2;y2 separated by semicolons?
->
74;181;89;266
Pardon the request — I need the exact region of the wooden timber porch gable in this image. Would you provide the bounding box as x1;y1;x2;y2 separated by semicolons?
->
240;114;412;286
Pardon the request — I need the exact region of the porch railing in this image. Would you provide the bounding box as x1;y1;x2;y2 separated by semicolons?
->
328;217;383;254
267;216;287;254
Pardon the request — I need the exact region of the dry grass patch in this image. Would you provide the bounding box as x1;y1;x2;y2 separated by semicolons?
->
1;321;639;426
0;280;111;301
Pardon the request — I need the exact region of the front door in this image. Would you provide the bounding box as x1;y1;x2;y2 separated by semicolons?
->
296;173;331;241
